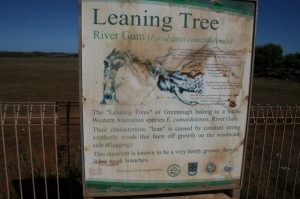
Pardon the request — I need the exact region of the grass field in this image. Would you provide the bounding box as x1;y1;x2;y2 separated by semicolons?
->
0;57;299;104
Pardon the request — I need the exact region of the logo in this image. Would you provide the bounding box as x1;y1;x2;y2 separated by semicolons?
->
167;164;181;177
205;162;217;175
188;162;198;176
223;162;234;173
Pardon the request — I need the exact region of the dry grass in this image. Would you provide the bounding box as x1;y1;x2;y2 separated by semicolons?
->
1;57;300;104
252;77;300;104
0;57;79;102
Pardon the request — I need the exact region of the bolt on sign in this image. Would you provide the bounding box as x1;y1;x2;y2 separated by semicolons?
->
80;0;257;197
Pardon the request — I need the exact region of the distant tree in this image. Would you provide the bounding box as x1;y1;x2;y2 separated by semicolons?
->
283;53;300;80
254;43;283;75
0;51;78;58
284;53;300;71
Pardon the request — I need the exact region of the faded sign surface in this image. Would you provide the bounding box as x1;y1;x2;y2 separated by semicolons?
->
80;0;256;196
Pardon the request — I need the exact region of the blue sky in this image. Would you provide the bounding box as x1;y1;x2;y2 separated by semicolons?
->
0;0;78;53
0;0;299;54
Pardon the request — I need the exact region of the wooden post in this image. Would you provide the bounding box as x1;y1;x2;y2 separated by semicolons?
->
228;189;241;199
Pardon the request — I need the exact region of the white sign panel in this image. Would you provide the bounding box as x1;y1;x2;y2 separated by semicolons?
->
80;0;256;196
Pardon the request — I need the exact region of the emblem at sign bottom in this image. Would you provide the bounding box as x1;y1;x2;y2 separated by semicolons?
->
167;164;181;177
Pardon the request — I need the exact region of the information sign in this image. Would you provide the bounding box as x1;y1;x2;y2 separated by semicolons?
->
80;0;257;197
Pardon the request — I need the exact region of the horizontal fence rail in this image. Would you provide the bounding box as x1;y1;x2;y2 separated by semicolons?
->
0;102;299;199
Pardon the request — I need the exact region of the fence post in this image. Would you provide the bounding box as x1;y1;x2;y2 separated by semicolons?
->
66;101;72;199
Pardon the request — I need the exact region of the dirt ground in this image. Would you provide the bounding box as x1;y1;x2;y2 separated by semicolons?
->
0;57;79;102
0;58;299;198
0;57;300;104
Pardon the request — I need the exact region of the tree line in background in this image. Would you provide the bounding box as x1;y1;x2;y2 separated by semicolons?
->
255;43;300;81
0;51;78;58
1;43;299;82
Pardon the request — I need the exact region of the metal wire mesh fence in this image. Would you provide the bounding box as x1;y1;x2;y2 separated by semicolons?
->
241;104;300;199
0;102;81;199
0;102;299;199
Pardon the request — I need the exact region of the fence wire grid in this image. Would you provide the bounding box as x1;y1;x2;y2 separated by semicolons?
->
0;102;299;199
